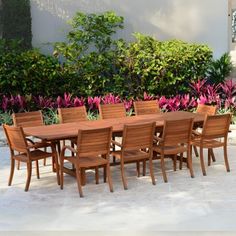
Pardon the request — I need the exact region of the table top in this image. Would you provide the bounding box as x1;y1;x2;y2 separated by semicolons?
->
24;111;205;141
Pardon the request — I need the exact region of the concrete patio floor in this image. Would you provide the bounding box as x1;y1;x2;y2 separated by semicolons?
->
0;139;236;233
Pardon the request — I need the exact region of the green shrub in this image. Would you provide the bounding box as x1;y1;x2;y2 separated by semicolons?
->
207;53;233;84
116;34;213;97
0;42;66;96
54;11;125;96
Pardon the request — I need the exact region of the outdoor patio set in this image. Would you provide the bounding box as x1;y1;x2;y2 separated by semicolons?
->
2;100;231;197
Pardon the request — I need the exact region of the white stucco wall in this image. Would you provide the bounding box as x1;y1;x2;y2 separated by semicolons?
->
30;0;229;57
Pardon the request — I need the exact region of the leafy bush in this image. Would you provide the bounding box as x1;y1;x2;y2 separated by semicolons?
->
116;34;213;97
54;11;124;96
207;53;233;84
0;11;230;99
0;41;66;96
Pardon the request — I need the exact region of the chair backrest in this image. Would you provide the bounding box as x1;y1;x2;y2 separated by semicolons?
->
134;100;161;115
196;104;217;115
122;122;156;151
58;106;87;123
77;127;112;158
12;111;44;127
99;103;126;119
202;114;231;139
3;125;28;153
162;118;194;146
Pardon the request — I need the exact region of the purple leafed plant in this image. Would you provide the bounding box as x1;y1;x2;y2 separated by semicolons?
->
123;99;133;112
73;97;85;107
101;93;122;104
87;96;101;110
33;96;55;109
1;95;27;112
143;92;156;101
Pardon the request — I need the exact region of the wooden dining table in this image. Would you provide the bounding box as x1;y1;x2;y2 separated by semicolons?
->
23;111;205;181
24;111;205;141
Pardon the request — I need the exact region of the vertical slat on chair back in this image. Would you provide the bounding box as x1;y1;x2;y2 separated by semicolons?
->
12;111;44;127
99;103;126;119
77;127;112;157
122;122;156;150
196;104;217;115
162;118;193;146
202;114;231;139
134;100;160;115
58;106;87;123
3;125;28;153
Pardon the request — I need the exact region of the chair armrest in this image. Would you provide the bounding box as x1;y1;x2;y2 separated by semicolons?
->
60;145;77;158
27;141;52;149
26;138;35;145
111;140;122;147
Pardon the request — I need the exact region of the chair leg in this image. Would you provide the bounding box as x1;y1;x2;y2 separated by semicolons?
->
71;141;75;157
95;167;99;184
179;153;183;170
160;153;168;183
17;160;20;170
25;162;32;191
207;149;211;166
43;147;47;166
36;160;40;179
223;145;230;172
103;166;107;183
53;154;60;186
75;165;84;197
112;135;116;164
173;154;177;171
210;148;216;162
60;156;64;190
149;157;156;185
120;161;128;190
106;162;113;192
187;148;194;178
193;146;199;157
199;147;206;176
8;157;15;186
81;168;86;186
143;160;146;176
136;162;140;177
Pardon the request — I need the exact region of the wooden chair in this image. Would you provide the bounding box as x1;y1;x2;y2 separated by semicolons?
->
194;104;217;158
134;100;161;175
99;103;126;164
98;103;126;119
134;100;161;115
3;125;60;191
58;106;88;149
153;118;194;183
111;122;156;190
58;106;88;171
12;111;46;170
196;104;217;115
58;106;87;123
191;114;231;176
60;127;113;197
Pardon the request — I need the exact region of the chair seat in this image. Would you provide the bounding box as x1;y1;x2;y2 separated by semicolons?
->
154;145;187;155
14;150;55;162
112;150;149;162
191;138;224;148
65;155;108;168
